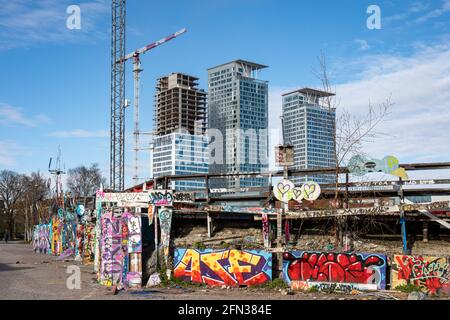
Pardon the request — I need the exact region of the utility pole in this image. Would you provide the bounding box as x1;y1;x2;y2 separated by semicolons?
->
276;115;294;276
48;146;66;209
398;177;410;254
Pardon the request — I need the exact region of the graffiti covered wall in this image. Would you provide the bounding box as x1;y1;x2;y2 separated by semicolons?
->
283;251;387;290
83;224;95;264
99;212;124;286
174;248;272;287
392;255;450;294
33;224;51;254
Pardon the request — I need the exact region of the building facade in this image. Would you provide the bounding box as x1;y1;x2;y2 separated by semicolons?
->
151;73;208;191
282;88;336;185
207;60;269;189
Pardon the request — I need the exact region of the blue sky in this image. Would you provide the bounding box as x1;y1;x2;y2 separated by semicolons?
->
1;0;450;187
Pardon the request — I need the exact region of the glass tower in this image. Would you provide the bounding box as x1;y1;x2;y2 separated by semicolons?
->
282;88;336;185
207;60;269;189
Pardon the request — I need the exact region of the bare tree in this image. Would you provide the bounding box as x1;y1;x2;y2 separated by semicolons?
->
67;163;106;205
0;170;28;239
314;52;393;248
21;172;49;241
315;52;392;198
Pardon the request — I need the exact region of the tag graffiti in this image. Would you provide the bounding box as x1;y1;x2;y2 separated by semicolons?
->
392;255;450;295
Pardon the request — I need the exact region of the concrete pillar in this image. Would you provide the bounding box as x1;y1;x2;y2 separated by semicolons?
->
207;212;213;238
423;221;429;243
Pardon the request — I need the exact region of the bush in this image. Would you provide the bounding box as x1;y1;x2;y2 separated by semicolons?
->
394;283;422;293
193;241;206;250
253;278;288;290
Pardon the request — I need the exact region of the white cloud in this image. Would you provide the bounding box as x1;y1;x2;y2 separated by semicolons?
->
384;1;430;24
336;44;450;162
268;43;450;168
355;39;370;51
48;129;108;138
0;0;109;51
0;141;22;167
415;0;450;23
0;103;49;127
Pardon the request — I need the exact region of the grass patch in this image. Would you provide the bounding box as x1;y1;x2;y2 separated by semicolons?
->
158;267;205;288
394;283;422;293
307;286;319;293
253;278;289;290
193;242;206;250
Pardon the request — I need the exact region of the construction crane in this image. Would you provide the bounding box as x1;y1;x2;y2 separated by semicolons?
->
116;28;187;185
110;0;126;191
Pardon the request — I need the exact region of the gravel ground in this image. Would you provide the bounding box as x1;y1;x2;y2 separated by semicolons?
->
0;242;444;300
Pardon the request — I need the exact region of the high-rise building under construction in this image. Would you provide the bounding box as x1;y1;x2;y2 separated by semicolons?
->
151;73;208;190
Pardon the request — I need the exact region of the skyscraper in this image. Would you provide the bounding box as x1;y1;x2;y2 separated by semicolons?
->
207;60;269;188
151;73;208;190
282;88;336;185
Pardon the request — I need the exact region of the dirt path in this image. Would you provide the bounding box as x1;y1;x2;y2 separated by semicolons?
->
0;243;418;300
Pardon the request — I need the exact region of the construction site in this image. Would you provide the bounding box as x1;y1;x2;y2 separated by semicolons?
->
1;0;450;303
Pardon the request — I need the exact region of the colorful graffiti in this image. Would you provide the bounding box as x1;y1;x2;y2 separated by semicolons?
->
99;212;124;286
300;181;321;201
51;217;63;256
347;154;408;179
150;190;173;206
262;213;270;248
33;224;51;254
75;224;85;260
283;251;387;290
83;224;95;264
273;179;321;203
127;215;142;253
391;255;450;295
158;207;173;265
292;280;377;293
174;249;272;287
273;179;295;203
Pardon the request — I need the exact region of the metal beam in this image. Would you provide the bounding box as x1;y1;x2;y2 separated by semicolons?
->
110;0;126;191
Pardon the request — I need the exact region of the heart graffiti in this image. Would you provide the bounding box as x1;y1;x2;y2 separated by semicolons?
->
273;180;295;203
273;180;321;202
277;182;292;195
273;179;321;203
301;182;321;201
292;188;304;202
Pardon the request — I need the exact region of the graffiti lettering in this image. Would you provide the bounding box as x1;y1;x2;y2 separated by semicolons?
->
283;251;387;289
150;191;174;206
173;192;195;203
392;255;450;295
292;280;377;293
174;248;272;287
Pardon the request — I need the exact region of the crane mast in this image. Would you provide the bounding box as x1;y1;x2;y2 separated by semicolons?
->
110;0;126;191
117;28;187;185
